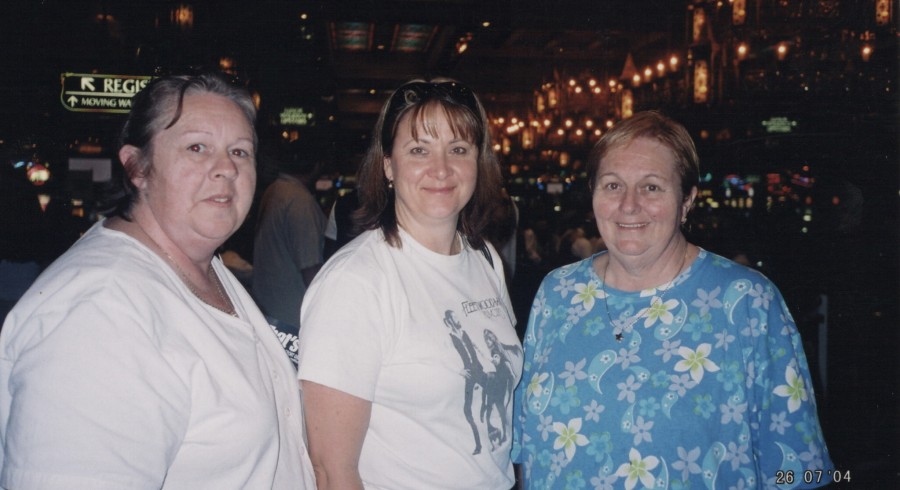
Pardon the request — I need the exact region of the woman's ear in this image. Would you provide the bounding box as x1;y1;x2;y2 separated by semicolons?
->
383;156;393;182
683;186;698;217
118;144;146;189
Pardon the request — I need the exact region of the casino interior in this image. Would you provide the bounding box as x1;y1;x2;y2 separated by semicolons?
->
1;1;897;486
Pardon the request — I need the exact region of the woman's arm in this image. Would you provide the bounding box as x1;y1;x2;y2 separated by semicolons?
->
301;380;372;490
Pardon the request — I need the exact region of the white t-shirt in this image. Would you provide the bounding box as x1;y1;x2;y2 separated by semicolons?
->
298;228;522;490
0;221;316;490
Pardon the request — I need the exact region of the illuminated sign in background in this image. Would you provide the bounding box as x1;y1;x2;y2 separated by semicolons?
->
279;107;316;126
60;73;152;114
761;116;798;133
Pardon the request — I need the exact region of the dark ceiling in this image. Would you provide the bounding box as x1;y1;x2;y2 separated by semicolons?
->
319;0;685;130
2;0;686;148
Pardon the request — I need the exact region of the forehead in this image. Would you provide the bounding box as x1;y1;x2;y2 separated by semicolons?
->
164;93;252;134
394;101;476;141
601;137;677;176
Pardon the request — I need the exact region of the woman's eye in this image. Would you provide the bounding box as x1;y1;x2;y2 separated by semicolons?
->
604;182;620;191
647;184;660;192
451;146;469;155
231;148;252;158
410;147;426;155
187;143;206;153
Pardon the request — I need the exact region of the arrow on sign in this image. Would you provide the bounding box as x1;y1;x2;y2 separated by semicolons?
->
67;96;78;106
81;77;95;91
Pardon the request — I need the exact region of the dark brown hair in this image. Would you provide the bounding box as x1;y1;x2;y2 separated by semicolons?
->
354;78;504;248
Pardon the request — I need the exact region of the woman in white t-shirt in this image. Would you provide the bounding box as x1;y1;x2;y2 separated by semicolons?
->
0;72;315;489
298;79;522;490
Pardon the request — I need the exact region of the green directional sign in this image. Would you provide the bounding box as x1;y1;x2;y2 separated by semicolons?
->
60;73;152;114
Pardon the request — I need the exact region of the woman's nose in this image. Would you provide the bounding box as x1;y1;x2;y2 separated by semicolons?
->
620;188;639;213
430;154;450;179
212;152;239;179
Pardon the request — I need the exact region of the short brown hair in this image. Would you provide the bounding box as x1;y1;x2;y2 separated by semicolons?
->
587;111;699;203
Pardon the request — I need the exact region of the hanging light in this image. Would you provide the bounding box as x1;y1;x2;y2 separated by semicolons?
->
694;60;709;103
776;42;789;61
861;44;873;62
733;0;747;25
669;55;680;71
621;89;633;118
875;0;892;26
173;4;194;29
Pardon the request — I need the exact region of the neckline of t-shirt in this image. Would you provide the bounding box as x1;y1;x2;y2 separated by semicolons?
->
397;226;468;264
99;220;248;322
588;248;708;297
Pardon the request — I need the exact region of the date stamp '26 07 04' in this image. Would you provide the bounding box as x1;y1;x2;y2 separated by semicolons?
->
774;469;852;485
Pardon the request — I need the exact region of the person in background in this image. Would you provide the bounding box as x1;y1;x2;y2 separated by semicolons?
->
512;111;833;489
0;156;46;325
484;186;518;283
298;79;522;490
252;139;327;333
0;72;315;489
323;187;360;259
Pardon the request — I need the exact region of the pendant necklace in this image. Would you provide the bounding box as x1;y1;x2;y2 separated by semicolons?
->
601;248;687;342
135;222;238;317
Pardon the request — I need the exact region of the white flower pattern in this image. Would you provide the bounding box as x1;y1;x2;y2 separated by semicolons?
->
512;250;832;488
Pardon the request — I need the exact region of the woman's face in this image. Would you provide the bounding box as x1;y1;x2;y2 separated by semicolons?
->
591;137;694;261
383;108;478;234
130;92;256;249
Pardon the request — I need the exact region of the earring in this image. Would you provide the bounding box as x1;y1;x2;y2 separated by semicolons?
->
387;179;394;189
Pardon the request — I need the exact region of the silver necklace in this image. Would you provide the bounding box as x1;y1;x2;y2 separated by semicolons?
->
601;249;687;342
136;222;238;317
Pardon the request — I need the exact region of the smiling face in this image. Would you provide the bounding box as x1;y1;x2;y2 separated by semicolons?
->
127;92;256;251
383;106;478;241
592;137;696;262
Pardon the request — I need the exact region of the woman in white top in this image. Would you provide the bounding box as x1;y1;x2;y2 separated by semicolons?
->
0;72;316;489
298;79;522;490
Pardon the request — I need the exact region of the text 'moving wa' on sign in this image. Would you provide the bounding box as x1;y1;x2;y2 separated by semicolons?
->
60;73;152;114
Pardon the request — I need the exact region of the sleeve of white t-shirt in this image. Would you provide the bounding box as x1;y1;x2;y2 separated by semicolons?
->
2;284;190;489
296;258;392;401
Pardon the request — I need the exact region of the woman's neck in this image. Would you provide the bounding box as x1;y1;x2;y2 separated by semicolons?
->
398;221;461;255
601;240;693;292
107;212;214;276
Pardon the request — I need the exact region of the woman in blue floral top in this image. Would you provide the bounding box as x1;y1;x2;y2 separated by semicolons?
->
512;111;833;489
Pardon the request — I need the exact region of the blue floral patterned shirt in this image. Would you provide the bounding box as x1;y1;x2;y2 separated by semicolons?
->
512;249;833;490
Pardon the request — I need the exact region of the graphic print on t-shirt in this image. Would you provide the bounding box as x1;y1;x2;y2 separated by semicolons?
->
444;305;522;456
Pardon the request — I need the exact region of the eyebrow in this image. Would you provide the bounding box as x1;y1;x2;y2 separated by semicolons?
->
178;129;253;142
598;171;669;180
